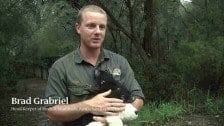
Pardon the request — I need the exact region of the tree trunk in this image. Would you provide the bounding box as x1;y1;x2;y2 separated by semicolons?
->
204;0;210;40
125;0;135;58
143;0;154;58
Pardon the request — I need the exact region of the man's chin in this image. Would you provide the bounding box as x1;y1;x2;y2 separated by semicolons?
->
90;43;102;49
92;46;101;49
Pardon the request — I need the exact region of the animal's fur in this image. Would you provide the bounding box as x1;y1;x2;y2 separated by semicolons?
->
86;70;138;126
92;69;133;102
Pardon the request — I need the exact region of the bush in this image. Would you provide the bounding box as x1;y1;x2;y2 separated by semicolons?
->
205;91;224;115
169;37;224;95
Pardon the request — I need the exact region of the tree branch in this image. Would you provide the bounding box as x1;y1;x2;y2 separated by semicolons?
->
95;1;132;39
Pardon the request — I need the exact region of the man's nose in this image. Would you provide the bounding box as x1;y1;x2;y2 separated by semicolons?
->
94;26;101;33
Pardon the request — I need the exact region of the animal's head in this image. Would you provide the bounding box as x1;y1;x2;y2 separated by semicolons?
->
93;69;133;103
119;103;138;122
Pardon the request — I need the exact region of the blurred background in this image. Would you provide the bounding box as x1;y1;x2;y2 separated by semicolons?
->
0;0;223;125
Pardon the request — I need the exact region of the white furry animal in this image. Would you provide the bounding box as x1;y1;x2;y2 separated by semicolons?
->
86;103;138;126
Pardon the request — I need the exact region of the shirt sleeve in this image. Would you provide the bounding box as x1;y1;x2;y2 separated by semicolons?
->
120;58;145;100
45;62;67;107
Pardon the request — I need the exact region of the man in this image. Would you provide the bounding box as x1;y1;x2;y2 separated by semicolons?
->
45;5;144;126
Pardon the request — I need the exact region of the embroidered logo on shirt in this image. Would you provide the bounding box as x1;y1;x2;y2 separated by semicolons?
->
112;68;121;76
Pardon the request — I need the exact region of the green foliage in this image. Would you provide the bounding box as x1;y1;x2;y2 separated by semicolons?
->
127;102;184;125
205;91;224;115
0;54;18;86
32;1;77;57
0;0;35;86
0;0;79;87
169;37;224;89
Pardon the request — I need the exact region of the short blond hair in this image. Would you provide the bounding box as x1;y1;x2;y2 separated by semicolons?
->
77;5;107;24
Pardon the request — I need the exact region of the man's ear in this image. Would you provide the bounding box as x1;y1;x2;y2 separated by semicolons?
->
75;23;80;34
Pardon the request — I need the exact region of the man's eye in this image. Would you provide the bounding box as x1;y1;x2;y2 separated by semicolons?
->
87;24;96;29
99;25;106;30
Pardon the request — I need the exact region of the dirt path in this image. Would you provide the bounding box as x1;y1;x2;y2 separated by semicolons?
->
164;114;224;126
0;78;49;126
1;78;223;126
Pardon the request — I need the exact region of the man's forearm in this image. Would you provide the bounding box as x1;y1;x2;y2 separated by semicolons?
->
132;98;144;110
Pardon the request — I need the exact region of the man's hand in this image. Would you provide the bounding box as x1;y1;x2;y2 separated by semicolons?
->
84;90;125;116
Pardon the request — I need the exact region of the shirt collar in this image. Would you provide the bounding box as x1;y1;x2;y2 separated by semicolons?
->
74;48;109;64
74;49;84;64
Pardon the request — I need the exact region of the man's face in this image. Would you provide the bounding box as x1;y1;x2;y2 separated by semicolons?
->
76;11;107;49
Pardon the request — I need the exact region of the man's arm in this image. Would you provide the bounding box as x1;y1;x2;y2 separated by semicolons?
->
47;101;88;122
132;98;144;110
120;58;145;110
47;90;125;122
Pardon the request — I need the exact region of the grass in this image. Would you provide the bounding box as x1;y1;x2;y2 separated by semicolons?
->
126;94;224;126
205;95;224;115
127;102;185;126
